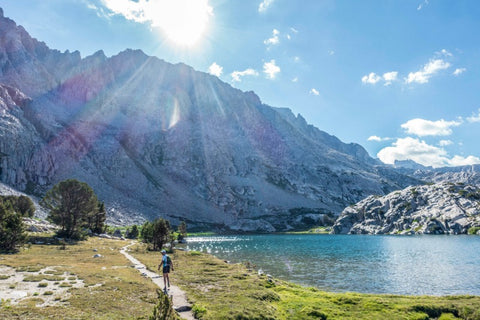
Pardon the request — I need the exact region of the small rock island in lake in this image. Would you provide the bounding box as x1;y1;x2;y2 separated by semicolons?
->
332;182;480;235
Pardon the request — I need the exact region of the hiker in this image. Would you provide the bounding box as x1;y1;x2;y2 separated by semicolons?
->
158;249;174;291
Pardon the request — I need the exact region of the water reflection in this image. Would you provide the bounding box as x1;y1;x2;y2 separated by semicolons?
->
186;234;480;295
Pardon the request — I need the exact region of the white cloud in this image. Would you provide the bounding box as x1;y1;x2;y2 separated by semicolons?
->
377;137;480;168
264;29;280;46
263;60;281;79
258;0;274;12
99;0;213;45
310;88;320;96
328;50;335;56
368;135;392;142
293;56;300;63
401;118;462;137
231;68;259;82
291;77;298;83
383;71;398;86
417;0;429;10
467;109;480;123
290;27;298;33
453;68;466;76
449;155;480;167
436;49;453;57
362;71;398;86
208;62;223;77
406;59;451;84
438;140;453;147
361;72;382;84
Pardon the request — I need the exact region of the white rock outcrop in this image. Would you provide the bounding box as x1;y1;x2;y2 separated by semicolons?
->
332;182;480;234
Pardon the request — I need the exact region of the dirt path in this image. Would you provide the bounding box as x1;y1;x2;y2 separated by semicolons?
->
120;243;195;320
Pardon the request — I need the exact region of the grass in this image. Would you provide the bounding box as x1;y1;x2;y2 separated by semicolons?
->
0;236;158;319
285;226;331;234
130;243;480;320
3;236;480;319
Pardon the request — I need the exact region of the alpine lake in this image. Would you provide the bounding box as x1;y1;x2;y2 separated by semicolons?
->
185;234;480;296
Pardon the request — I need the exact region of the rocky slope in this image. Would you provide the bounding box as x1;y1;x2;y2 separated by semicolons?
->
332;182;480;234
0;9;419;231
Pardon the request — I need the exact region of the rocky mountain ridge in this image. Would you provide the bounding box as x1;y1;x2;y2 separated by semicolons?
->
0;9;420;231
332;182;480;234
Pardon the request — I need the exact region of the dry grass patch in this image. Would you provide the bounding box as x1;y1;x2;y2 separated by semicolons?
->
0;237;158;319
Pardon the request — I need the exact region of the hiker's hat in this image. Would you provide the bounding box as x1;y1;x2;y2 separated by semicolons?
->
161;249;166;253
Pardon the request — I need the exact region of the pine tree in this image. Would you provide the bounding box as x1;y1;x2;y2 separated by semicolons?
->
0;202;27;253
41;179;101;239
177;221;187;242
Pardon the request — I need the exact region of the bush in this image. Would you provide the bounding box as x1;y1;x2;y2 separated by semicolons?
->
149;289;179;320
468;227;480;235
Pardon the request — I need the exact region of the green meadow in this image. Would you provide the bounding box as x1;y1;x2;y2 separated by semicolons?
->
1;236;479;319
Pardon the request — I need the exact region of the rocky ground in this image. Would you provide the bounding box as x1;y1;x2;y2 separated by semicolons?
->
0;265;86;307
332;182;480;235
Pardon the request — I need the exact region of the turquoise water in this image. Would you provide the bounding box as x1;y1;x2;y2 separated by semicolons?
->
186;234;480;295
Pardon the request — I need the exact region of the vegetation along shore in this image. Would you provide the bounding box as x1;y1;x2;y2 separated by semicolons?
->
1;233;480;319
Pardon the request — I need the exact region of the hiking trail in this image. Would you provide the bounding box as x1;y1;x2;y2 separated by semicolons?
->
120;243;195;320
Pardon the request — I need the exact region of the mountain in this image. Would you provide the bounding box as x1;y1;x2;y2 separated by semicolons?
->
0;9;419;231
332;182;480;234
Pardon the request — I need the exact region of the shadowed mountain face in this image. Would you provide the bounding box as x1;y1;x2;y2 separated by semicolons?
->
0;9;418;231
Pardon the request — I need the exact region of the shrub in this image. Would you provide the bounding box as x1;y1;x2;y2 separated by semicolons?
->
149;289;179;320
468;227;480;235
192;304;207;319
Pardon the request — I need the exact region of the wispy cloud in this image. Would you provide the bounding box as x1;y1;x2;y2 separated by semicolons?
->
231;68;259;82
291;77;298;83
310;88;319;96
453;68;466;76
368;135;392;142
85;1;113;19
405;58;451;84
264;29;280;46
377;137;480;168
438;140;453;146
467;109;480;123
258;0;274;13
208;62;223;77
263;60;280;79
436;49;453;57
401;118;462;137
417;0;429;11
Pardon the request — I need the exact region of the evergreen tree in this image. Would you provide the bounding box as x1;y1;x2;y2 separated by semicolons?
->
41;179;101;239
177;221;187;242
126;225;139;239
141;221;154;244
0;195;35;217
89;202;106;234
152;218;171;251
0;201;27;253
141;218;171;251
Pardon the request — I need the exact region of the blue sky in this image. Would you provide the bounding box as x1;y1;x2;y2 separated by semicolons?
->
3;0;480;168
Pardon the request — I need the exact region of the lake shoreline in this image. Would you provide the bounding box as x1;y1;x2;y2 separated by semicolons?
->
185;233;480;296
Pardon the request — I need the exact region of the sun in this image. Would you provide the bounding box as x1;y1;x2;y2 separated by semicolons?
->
152;0;213;46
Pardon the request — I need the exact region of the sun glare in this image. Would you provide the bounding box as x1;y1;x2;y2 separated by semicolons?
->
152;0;213;46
